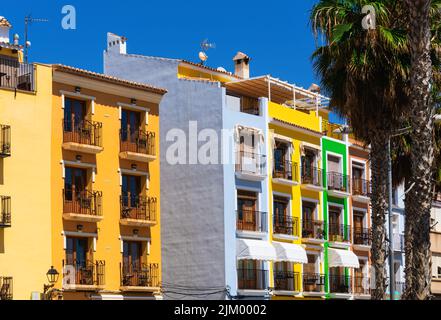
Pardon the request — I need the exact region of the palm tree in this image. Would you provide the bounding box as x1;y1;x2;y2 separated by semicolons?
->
401;0;437;300
310;0;410;299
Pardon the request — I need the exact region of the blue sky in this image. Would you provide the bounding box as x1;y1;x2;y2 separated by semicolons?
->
2;0;340;122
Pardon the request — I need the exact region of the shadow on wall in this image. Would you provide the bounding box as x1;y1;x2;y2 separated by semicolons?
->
0;229;4;253
0;159;4;185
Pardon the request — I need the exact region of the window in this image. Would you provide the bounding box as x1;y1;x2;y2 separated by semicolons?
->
274;140;291;179
274;196;289;226
64;167;88;201
121;109;141;142
122;174;142;208
327;155;341;174
123;241;144;270
237;190;259;232
66;237;91;266
64;98;87;132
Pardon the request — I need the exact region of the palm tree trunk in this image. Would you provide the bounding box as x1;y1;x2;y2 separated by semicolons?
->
403;0;434;300
370;132;389;300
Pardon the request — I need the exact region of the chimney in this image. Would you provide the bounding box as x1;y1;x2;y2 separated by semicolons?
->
0;16;12;44
233;52;251;79
308;83;321;93
107;32;127;55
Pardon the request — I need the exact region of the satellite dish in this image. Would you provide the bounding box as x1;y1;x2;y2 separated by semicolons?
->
25;41;31;48
199;51;208;62
217;67;227;72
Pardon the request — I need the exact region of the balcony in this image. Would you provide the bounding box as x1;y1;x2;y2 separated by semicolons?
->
302;219;325;243
326;172;350;198
352;177;371;203
237;268;269;292
62;260;105;291
0;196;11;228
273;160;299;186
300;166;323;192
120;195;157;227
62;120;103;154
0;125;11;158
302;273;325;296
353;227;372;248
273;271;300;294
328;224;351;244
120;263;160;292
0;277;13;300
63;189;103;222
120;129;156;163
354;276;371;298
236;210;267;238
329;275;353;296
235;151;267;181
273;216;299;240
0;57;35;92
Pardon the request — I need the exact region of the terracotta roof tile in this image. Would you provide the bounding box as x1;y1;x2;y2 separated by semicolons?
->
52;64;167;94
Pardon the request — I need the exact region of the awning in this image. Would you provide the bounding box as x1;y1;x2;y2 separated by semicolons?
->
328;248;360;268
273;242;307;264
236;239;277;261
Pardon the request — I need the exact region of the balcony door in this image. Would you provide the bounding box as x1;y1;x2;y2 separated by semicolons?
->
122;174;142;209
353;210;366;244
123;241;143;270
274;196;289;234
64;167;88;213
301;148;318;183
303;254;322;292
302;201;320;238
327;155;342;189
64;98;86;132
352;164;365;193
121;109;141;143
238;260;263;290
66;237;90;267
329;206;343;240
237;190;258;231
274;141;289;179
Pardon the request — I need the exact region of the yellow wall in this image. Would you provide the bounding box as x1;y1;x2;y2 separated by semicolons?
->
268;101;322;132
0;64;53;299
49;81;162;297
177;64;234;83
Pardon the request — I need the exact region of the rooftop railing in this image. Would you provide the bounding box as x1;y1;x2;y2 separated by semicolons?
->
0;57;35;92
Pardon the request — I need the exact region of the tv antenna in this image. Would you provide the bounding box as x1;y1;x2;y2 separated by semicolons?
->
198;39;215;65
24;14;49;63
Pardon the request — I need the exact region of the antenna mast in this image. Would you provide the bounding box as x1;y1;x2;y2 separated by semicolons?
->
24;14;49;63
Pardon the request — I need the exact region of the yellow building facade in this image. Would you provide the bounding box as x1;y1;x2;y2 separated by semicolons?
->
0;18;166;299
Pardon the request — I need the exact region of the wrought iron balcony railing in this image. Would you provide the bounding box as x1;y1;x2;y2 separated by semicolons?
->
120;195;157;222
273;271;300;292
273;160;298;182
63;119;103;147
0;57;35;92
273;216;299;237
302;219;325;240
352;177;371;197
0;196;11;228
236;210;267;233
327;172;350;192
0;125;11;158
353;227;372;246
120;263;160;288
120;129;156;156
303;273;325;293
237;268;269;290
329;275;353;294
0;277;13;300
236;151;266;176
62;260;105;287
301;166;322;187
63;189;103;217
328;223;351;242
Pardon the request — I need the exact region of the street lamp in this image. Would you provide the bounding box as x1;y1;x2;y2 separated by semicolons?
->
43;266;59;300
